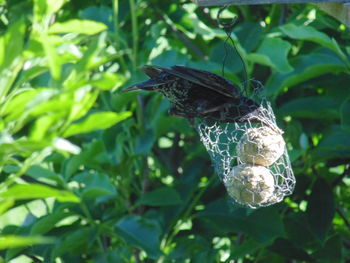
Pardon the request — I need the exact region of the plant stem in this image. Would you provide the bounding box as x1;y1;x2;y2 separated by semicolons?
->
79;202;107;256
158;173;217;262
129;0;138;71
112;0;128;72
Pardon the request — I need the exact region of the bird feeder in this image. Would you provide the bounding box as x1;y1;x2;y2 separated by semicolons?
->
195;0;350;28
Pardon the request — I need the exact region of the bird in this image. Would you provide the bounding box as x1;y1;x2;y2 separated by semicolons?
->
123;65;272;128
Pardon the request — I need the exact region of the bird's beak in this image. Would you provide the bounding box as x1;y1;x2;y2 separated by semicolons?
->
122;86;140;92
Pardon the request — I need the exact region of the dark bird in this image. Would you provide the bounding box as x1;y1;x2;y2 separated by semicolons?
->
124;65;270;126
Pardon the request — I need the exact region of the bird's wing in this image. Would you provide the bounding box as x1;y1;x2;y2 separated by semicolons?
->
141;65;164;78
123;65;173;92
165;65;241;99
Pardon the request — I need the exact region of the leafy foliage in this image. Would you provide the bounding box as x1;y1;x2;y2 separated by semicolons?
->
0;0;349;262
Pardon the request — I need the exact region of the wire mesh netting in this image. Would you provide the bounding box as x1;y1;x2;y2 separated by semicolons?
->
126;64;295;209
195;84;295;209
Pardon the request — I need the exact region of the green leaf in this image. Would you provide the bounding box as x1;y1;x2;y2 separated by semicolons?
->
0;198;14;216
0;19;25;101
115;216;162;259
91;72;126;91
52;227;94;257
64;111;131;137
0;235;54;250
195;199;284;243
29;114;60;141
73;172;116;199
279;96;339;119
65;88;99;123
135;129;155;155
0;19;25;73
71;32;108;73
312;235;342;262
40;34;63;80
49;19;107;35
0;184;80;203
31;208;75;235
0;139;50;164
34;0;67;22
284;214;315;247
188;13;223;40
245;207;285;243
306;178;335;243
247;37;293;73
311;128;350;161
230;239;262;260
26;165;64;185
266;51;348;96
28;89;73;118
280;23;347;61
139;187;183;206
53;138;81;155
2;89;37;120
235;22;263;52
269;238;313;261
340;97;350;130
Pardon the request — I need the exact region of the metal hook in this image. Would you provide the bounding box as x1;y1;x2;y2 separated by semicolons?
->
217;5;237;32
216;5;248;93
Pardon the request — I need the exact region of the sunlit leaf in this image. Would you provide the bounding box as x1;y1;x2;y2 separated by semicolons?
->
247;37;293;73
29;114;60;141
65;33;108;76
0;19;25;101
49;19;107;35
26;165;64;185
63;111;131;137
0;184;80;203
280;23;347;61
53;138;81;155
40;34;63;80
31;209;75;235
34;0;67;22
0;198;14;216
2;89;39;122
91;72;126;91
0;235;54;250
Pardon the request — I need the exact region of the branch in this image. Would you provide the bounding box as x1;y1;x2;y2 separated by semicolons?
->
336;207;350;229
316;2;350;28
154;10;208;60
331;164;349;188
195;0;349;6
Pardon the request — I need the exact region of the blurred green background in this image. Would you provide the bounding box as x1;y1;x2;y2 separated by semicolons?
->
0;0;349;262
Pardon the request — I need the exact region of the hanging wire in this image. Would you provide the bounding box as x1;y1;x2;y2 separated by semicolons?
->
217;5;248;92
